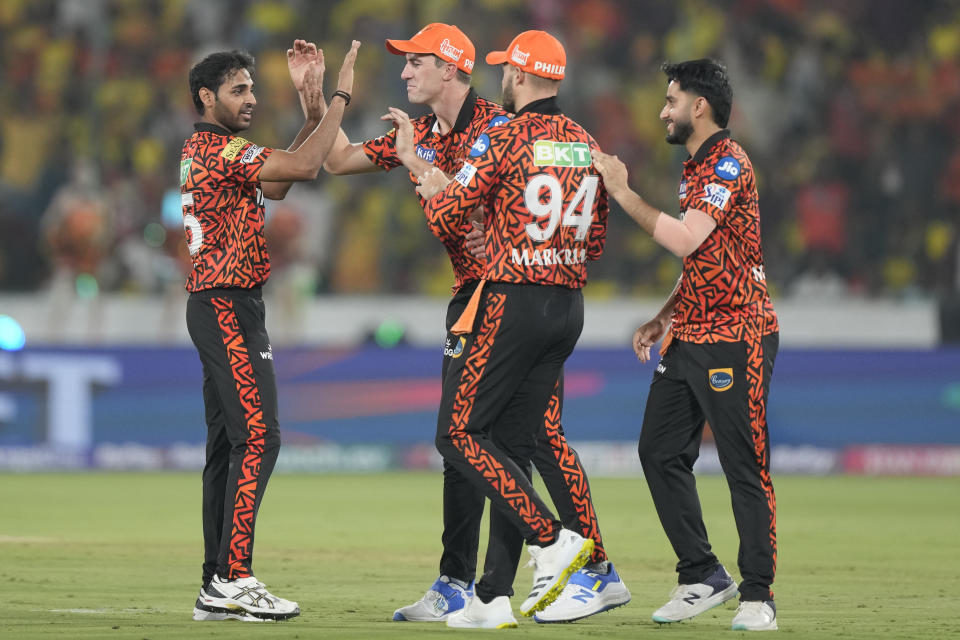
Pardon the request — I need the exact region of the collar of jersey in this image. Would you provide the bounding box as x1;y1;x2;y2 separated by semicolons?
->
515;96;562;118
686;129;731;166
194;122;234;137
428;88;479;136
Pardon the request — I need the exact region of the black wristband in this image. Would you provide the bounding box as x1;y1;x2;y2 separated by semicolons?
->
331;90;351;106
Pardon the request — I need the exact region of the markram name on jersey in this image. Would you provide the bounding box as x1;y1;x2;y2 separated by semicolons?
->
511;246;588;267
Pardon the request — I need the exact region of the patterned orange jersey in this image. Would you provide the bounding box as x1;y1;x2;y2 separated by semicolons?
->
423;97;607;288
671;130;779;342
179;123;275;292
362;89;509;291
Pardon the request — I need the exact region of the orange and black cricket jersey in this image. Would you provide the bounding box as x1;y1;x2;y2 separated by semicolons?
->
362;89;508;291
672;130;779;343
423;97;608;288
180;123;275;292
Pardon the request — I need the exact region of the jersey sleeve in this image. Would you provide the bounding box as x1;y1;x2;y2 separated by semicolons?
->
361;129;403;171
215;137;274;184
423;131;502;241
689;151;747;225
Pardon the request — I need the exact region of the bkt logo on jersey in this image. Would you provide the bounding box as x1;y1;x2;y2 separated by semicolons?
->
416;145;437;163
487;115;511;129
714;156;741;180
469;134;491;157
533;140;592;167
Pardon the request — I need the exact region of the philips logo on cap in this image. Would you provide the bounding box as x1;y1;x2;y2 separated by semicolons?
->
533;61;564;76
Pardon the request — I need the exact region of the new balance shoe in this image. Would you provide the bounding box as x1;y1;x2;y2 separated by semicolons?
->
520;529;595;617
200;574;300;621
192;595;263;622
533;561;631;623
732;600;778;631
652;564;738;623
392;575;472;621
446;595;518;629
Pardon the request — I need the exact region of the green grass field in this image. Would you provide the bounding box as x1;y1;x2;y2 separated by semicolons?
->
1;472;958;639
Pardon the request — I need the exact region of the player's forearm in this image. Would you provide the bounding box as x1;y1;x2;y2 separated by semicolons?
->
262;116;322;199
265;96;347;181
609;186;660;237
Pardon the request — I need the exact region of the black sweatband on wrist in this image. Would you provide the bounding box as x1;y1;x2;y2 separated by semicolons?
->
331;90;351;106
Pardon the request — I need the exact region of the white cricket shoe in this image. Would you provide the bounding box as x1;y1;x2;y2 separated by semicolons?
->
520;529;595;617
392;575;472;621
192;594;263;622
533;561;631;623
446;595;518;629
200;574;300;621
732;600;778;631
652;564;738;623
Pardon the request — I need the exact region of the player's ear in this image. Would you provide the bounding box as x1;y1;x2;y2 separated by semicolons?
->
198;87;216;111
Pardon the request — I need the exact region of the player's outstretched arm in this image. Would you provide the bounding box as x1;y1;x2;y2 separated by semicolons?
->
259;40;361;183
262;42;328;199
593;150;716;258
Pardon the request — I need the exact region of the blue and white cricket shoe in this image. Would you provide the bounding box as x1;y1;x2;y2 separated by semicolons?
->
652;564;738;623
392;575;472;621
533;561;631;623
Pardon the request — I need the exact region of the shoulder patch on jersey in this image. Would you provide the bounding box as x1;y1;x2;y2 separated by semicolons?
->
714;156;741;180
240;145;264;164
220;137;249;161
534;140;592;167
487;115;511;129
179;158;193;185
469;133;491;157
454;161;477;186
701;183;732;210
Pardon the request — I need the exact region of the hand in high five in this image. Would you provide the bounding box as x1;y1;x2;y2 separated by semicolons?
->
287;39;323;92
337;40;361;95
381;107;414;162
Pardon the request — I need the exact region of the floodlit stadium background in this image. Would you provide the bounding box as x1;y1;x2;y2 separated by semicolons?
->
0;0;958;475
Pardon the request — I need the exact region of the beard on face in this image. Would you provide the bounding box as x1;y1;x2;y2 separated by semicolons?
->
502;78;517;114
665;118;693;145
213;100;251;133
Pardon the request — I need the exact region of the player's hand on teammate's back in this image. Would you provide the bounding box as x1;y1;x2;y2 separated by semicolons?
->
592;150;629;197
337;40;361;95
287;39;322;91
416;167;451;200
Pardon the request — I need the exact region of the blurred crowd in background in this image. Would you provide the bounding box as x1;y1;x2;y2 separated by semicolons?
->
0;0;958;304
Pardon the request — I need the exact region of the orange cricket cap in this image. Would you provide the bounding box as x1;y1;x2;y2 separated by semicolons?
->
485;30;566;80
385;23;476;75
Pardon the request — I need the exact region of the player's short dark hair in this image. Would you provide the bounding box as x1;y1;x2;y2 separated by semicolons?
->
189;50;256;114
432;55;471;85
661;59;732;128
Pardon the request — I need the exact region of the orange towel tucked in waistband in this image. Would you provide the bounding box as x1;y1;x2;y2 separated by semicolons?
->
451;279;486;335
